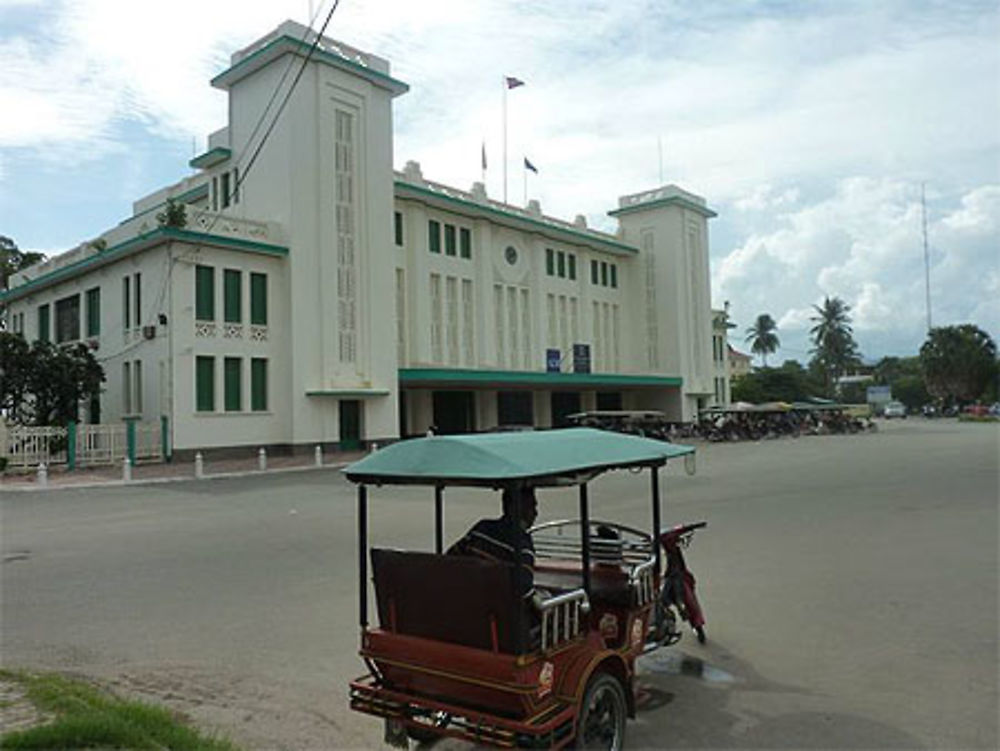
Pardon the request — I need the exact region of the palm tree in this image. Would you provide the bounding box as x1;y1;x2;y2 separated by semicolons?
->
809;296;861;395
745;314;780;367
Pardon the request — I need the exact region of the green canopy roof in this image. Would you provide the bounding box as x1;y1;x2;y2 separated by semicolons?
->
343;428;694;487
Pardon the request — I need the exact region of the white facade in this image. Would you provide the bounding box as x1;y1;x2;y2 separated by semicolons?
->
2;21;721;453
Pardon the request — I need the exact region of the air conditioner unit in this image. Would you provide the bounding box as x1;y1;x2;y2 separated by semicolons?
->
142;325;156;340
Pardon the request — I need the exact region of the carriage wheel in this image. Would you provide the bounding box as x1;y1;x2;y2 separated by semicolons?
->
575;672;626;750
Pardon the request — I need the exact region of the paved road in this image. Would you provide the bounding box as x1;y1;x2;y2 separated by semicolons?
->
2;420;997;749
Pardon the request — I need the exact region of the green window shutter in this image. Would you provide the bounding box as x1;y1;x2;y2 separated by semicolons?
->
224;357;242;412
568;254;576;280
195;356;215;412
250;273;268;325
428;220;441;253
122;276;130;329
601;262;608;286
251;358;268;411
195;266;215;321
86;287;100;336
459;228;471;258
610;264;617;288
223;269;241;323
394;212;403;246
37;304;50;343
557;251;566;278
444;224;456;256
591;260;598;284
546;248;554;275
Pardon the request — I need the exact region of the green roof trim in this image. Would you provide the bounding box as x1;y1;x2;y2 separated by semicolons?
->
395;181;638;257
399;368;682;389
1;228;287;304
306;389;391;398
608;195;717;219
189;147;232;170
343;427;695;487
211;35;408;96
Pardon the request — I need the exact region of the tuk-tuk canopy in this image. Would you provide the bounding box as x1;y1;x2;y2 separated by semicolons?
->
343;427;694;487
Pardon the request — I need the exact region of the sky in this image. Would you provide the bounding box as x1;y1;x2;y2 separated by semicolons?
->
1;0;998;364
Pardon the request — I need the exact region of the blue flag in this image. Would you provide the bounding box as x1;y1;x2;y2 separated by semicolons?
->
524;157;538;173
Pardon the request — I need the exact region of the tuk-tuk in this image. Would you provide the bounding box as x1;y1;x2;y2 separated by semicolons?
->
343;427;695;749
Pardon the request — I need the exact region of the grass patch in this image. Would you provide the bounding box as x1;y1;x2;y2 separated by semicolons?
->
0;670;241;751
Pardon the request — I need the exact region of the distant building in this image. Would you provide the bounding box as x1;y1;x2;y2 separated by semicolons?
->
728;344;753;380
1;21;723;453
711;308;736;406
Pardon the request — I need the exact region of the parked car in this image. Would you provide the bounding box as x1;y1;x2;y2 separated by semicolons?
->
990;403;1000;417
883;401;907;419
963;404;990;417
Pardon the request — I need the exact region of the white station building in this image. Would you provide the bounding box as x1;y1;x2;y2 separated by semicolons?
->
2;21;728;455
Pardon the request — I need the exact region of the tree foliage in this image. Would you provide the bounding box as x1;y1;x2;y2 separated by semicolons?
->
0;333;105;426
873;356;928;409
744;313;780;367
1;235;45;291
730;360;824;404
920;325;997;403
809;296;862;395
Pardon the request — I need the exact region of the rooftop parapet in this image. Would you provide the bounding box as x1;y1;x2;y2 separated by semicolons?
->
609;184;717;219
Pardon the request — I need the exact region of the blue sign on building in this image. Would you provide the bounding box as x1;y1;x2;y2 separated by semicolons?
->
546;348;561;373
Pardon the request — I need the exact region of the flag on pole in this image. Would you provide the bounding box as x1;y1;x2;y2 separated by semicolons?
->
481;142;487;170
505;76;525;89
524;157;538;174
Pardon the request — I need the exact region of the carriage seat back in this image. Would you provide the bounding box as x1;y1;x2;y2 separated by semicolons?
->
371;548;524;653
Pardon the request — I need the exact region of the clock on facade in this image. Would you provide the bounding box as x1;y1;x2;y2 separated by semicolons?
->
504;245;518;265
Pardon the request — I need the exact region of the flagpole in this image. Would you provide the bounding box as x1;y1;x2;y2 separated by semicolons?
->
523;161;527;205
502;76;508;204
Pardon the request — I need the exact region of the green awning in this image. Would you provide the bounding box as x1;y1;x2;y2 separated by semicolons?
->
343;427;694;487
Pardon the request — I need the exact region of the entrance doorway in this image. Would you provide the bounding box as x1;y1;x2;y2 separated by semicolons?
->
432;391;476;434
551;391;581;428
339;400;362;450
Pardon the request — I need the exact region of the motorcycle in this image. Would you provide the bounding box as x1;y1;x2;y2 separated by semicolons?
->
651;521;708;646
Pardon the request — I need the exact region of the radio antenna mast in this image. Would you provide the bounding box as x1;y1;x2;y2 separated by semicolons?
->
922;183;932;332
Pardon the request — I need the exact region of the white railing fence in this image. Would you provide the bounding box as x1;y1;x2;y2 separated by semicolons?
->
2;422;164;469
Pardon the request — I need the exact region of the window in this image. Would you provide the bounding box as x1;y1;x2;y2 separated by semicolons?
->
195;265;214;321
250;273;267;325
610;264;617;288
37;304;50;343
428;220;441;253
568;254;576;280
122;362;131;413
251;358;268;411
195;356;215;412
133;360;143;415
546;248;554;275
444;224;456;256
221;171;231;209
211;177;219;212
232;168;239;204
223;269;241;323
86;287;100;337
224;357;242;412
591;260;598;284
601;262;608;286
122;276;130;329
394;211;403;246
557;251;566;278
55;294;80;343
459;227;471;259
133;273;141;327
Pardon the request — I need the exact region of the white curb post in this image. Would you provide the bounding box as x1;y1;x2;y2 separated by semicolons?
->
37;462;48;487
122;457;132;483
314;445;323;467
258;447;267;471
195;452;204;479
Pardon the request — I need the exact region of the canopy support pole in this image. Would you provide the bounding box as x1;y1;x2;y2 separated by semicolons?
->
434;485;444;554
651;466;661;572
358;484;368;630
579;483;591;596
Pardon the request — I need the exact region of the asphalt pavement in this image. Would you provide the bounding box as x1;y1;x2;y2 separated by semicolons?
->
1;419;997;749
